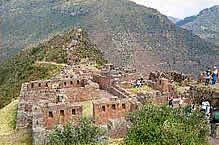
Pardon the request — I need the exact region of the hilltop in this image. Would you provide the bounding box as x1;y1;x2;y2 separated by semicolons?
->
0;28;106;108
177;5;219;46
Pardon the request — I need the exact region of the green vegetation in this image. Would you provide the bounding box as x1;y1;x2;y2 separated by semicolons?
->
0;100;32;145
0;28;106;109
48;117;106;145
0;50;64;108
125;104;209;145
0;100;18;135
8;101;18;130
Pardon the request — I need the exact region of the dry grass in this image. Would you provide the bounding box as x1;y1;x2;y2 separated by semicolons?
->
108;138;125;145
0;129;32;145
176;86;190;94
80;101;93;118
127;85;153;96
0;100;18;136
0;100;32;145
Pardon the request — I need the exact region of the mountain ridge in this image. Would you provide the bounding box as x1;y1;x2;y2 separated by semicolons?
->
168;16;181;23
177;5;219;45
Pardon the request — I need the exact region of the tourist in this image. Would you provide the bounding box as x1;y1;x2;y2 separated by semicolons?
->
198;72;204;83
201;100;211;117
168;96;174;108
210;108;219;137
179;97;183;108
212;66;218;85
205;68;211;86
134;79;141;88
136;80;141;88
140;76;144;84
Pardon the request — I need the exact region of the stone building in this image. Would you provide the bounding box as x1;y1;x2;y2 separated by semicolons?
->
16;64;140;144
17;63;215;144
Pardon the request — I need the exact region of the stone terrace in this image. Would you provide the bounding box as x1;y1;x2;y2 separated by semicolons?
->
16;63;219;144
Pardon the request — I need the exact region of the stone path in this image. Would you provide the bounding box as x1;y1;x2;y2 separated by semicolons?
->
35;61;67;66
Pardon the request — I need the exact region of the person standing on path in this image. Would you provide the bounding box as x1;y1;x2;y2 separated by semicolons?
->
205;68;211;85
212;66;218;85
168;96;174;108
210;108;219;137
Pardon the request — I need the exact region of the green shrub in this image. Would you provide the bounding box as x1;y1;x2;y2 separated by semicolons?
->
125;104;208;145
8;101;18;129
48;117;106;145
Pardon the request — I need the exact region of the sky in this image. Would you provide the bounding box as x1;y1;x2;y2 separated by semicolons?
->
131;0;219;19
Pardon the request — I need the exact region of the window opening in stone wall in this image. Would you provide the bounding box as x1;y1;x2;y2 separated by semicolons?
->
56;97;59;104
46;82;48;87
102;106;106;112
36;120;39;125
64;82;67;86
77;80;80;85
31;83;34;88
60;110;64;116
122;104;126;109
112;104;116;110
70;81;73;85
24;105;29;112
72;109;76;115
49;111;53;118
38;83;41;87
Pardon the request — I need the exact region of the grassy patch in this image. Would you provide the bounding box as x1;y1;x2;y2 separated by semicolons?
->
80;101;93;118
127;85;153;96
0;100;18;136
0;129;32;145
0;100;32;145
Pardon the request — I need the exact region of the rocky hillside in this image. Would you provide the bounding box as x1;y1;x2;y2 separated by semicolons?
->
2;0;218;75
0;28;106;108
177;5;219;46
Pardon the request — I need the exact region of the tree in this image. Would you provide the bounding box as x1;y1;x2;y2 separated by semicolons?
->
125;104;209;145
48;117;106;145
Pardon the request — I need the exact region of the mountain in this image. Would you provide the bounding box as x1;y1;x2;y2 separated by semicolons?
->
176;16;197;26
1;0;219;108
0;28;106;108
2;0;218;72
167;16;181;23
177;5;219;45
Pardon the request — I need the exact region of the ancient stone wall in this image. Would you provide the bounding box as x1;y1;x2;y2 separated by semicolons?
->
93;98;136;124
149;71;192;83
16;78;90;128
93;74;113;90
145;79;177;97
187;85;219;106
32;103;82;130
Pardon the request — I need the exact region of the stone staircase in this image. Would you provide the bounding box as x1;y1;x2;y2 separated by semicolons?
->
109;85;132;99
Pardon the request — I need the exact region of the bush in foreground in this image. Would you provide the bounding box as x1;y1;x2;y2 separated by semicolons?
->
125;104;208;145
48;117;106;145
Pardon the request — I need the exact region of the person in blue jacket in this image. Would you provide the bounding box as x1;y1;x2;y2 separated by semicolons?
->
212;66;218;85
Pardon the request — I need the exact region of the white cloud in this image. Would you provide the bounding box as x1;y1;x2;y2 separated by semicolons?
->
131;0;219;19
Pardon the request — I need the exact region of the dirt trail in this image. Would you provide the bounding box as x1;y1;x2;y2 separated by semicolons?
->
35;61;67;67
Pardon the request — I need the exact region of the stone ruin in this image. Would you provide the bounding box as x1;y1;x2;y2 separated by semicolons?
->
16;63;139;144
149;71;192;84
16;63;219;144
